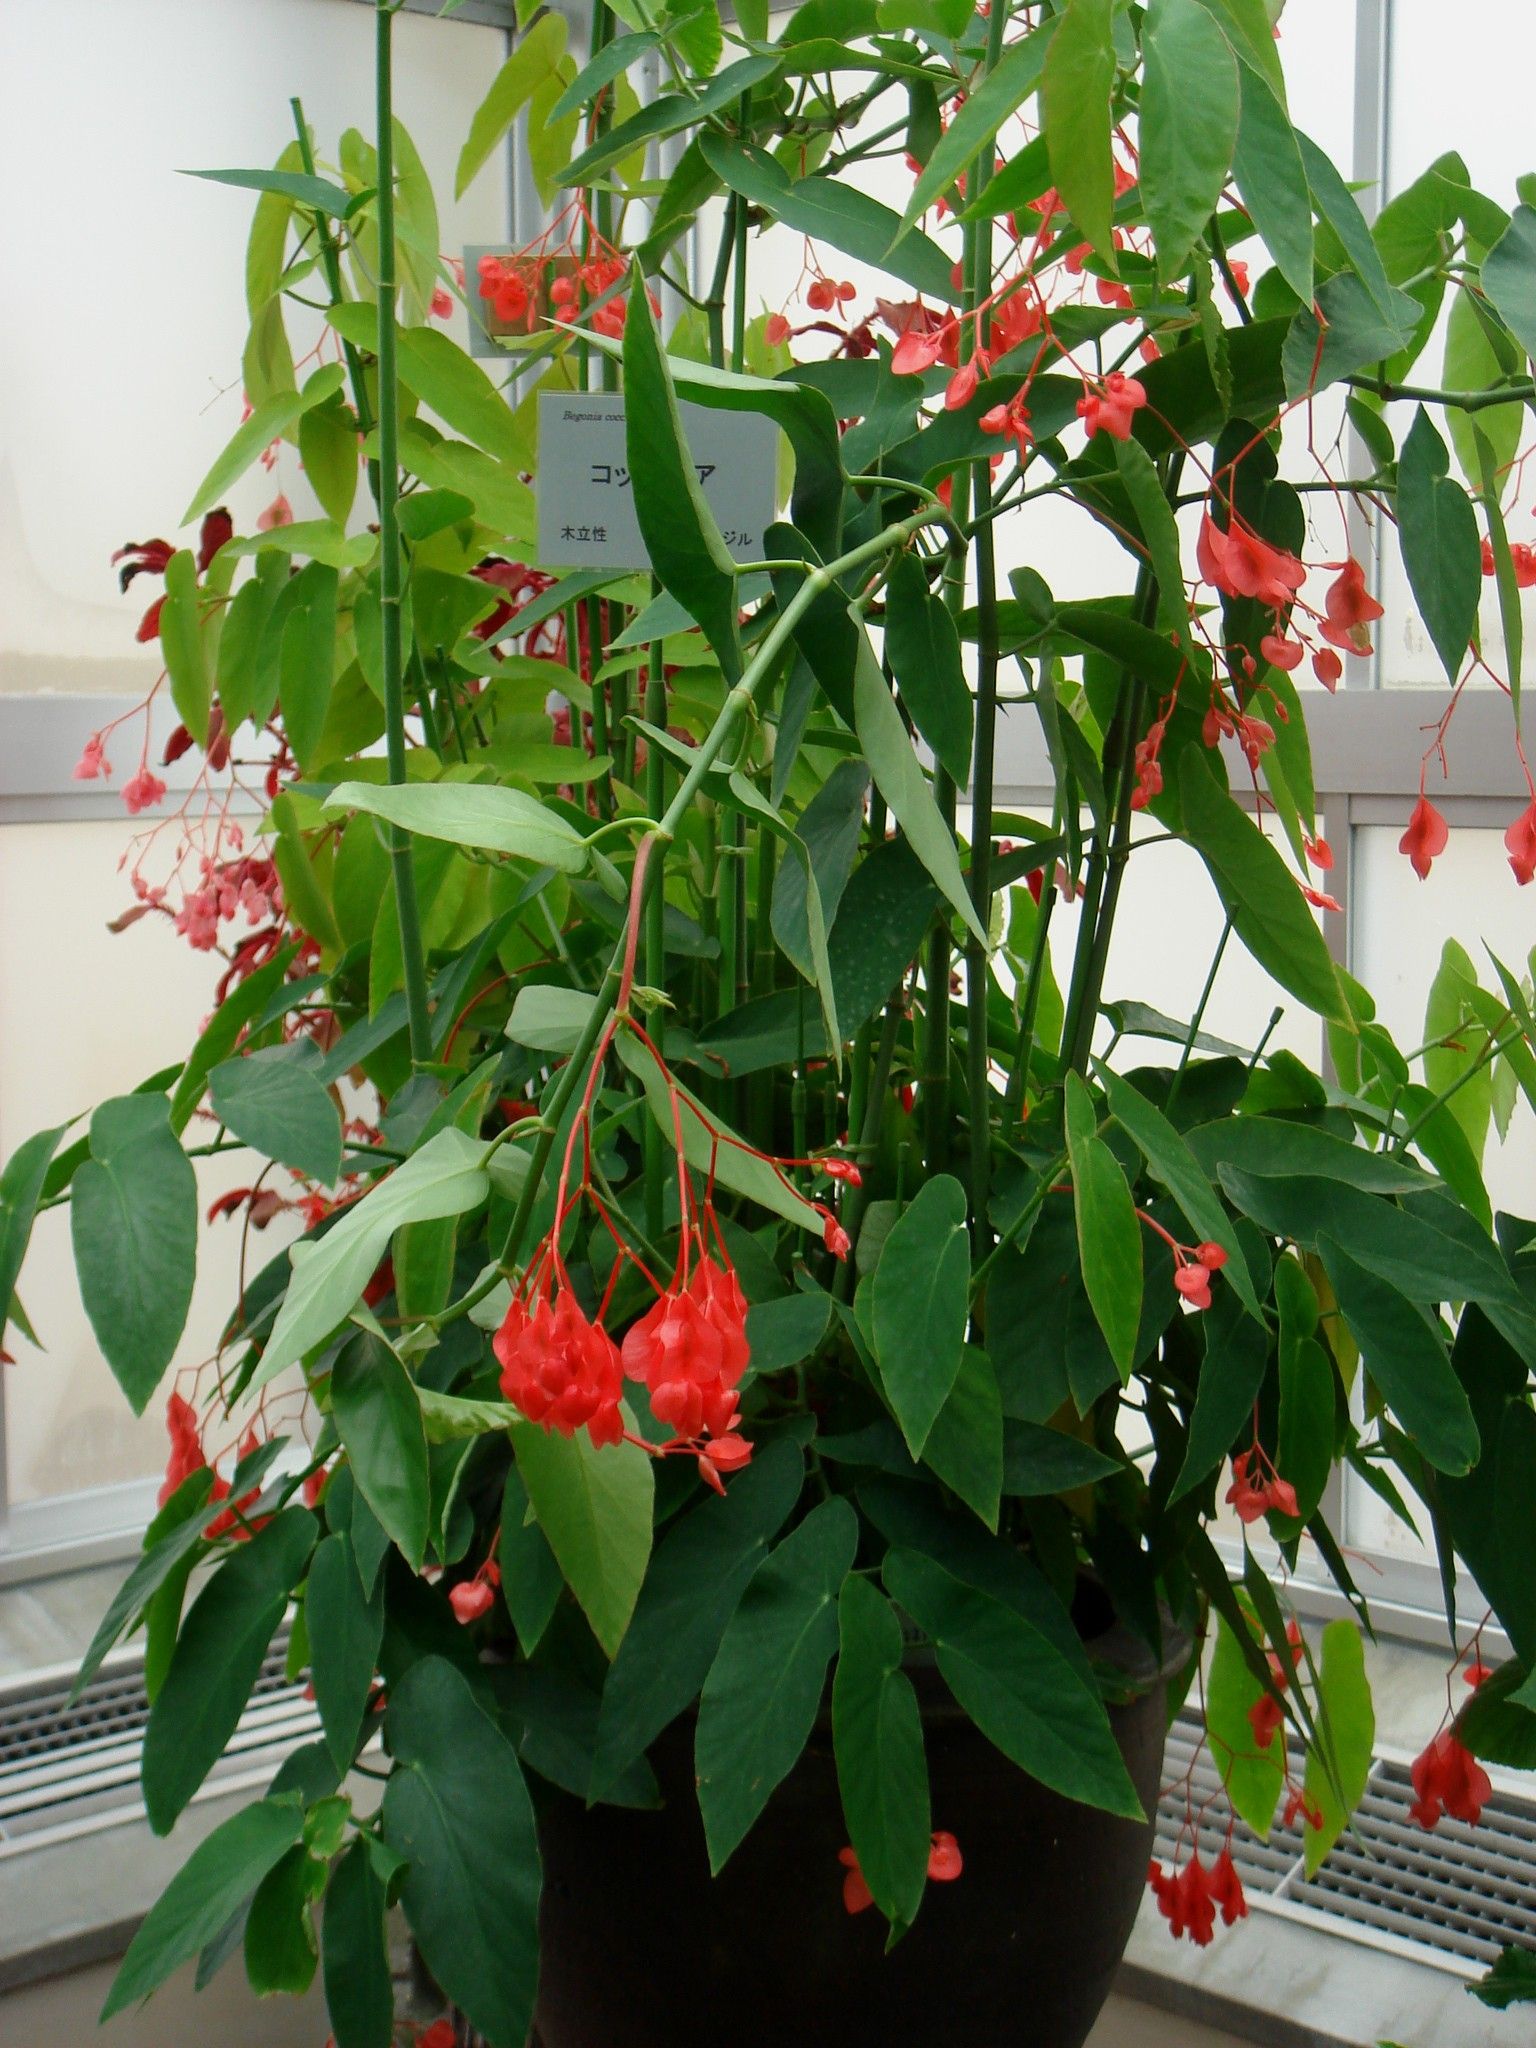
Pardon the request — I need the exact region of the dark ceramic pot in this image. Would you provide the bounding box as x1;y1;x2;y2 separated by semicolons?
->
529;1611;1178;2048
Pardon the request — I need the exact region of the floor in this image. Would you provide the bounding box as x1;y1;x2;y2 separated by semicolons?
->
0;1964;1243;2047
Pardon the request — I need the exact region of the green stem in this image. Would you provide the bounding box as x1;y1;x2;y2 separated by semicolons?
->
1348;374;1536;413
1166;914;1233;1117
643;605;667;1240
834;998;903;1302
437;508;946;1320
372;4;433;1069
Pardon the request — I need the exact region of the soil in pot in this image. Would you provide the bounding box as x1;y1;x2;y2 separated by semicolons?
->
533;1605;1177;2048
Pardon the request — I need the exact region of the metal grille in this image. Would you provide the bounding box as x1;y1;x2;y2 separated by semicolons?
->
1156;1709;1536;1976
0;1640;320;1855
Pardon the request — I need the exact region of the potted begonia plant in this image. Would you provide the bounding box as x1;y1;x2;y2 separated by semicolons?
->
5;0;1536;2039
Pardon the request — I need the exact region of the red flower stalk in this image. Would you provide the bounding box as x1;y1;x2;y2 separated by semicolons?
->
1409;1730;1492;1830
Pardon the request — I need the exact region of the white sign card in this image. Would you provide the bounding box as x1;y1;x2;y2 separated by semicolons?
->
536;392;780;572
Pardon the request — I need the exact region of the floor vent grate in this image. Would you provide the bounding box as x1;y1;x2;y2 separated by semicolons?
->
0;1639;320;1853
1156;1709;1536;1977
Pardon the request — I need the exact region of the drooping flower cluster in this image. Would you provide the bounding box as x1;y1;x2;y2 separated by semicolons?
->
495;1289;627;1449
1224;1441;1300;1524
1146;1847;1248;1946
1409;1730;1493;1830
157;1393;266;1540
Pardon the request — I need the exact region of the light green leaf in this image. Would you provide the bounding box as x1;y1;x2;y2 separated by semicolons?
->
159;550;211;746
1481;204;1536;363
330;1332;432;1573
1301;1620;1374;1874
255;1130;491;1387
455;13;568;196
390;324;527;470
1206;1603;1283;1833
182;364;345;524
322;778;589;873
512;1418;654;1658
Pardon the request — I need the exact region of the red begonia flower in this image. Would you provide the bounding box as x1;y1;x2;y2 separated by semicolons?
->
1076;372;1147;443
1197;512;1306;610
495;1291;625;1448
450;1579;496;1625
1505;800;1536;885
1399;796;1448;881
838;1846;874;1914
1224;1447;1300;1524
927;1830;963;1881
1409;1730;1492;1829
1318;558;1384;656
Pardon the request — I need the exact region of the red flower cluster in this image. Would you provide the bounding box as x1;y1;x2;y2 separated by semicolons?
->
1077;372;1147;443
1147;1848;1247;1945
1409;1731;1492;1830
158;1394;266;1539
1400;794;1449;881
1224;1443;1300;1524
495;1290;626;1449
839;1831;963;1914
1481;535;1536;587
622;1254;750;1440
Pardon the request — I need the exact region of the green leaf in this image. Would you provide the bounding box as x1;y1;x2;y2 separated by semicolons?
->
1316;1235;1479;1474
771;759;868;984
1064;1074;1142;1379
70;1095;197;1416
499;1465;564;1659
1189;0;1286;96
833;1576;931;1927
1171;1281;1270;1502
1187;1116;1430;1193
697;1497;858;1871
853;633;987;945
244;1845;317;1996
1232;65;1313;303
141;1509;317;1834
592;1435;804;1794
391;325;528;469
1140;0;1239;280
209;1048;343;1184
1003;1420;1121;1494
920;1343;1004;1530
307;1533;384;1773
1473;427;1524;724
1282;271;1422;399
182;363;344;524
455;13;568;195
702;136;960;305
330;1332;432;1572
170;947;295;1135
323;777;588;873
746;1288;833;1373
512;1418;654;1658
255;1129;491;1386
549;29;659;125
1471;1945;1536;2011
1423;937;1494;1161
1397;406;1482;684
1296;130;1398;322
884;554;973;785
1178;745;1348;1023
1041;0;1116;260
277;560;338;771
559;55;781;188
382;1658;541;2048
622;282;743;681
322;1839;393;2048
185;164;354;215
1481;204;1536;362
101;1799;306;2020
1300;1619;1374;1874
159;549;212;745
298;395;359;529
1205;1604;1282;1833
0;1122;66;1347
1100;1071;1258;1316
871;1174;970;1456
882;1546;1142;1817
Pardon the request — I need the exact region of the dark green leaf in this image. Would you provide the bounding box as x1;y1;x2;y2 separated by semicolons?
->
1101;1070;1258;1316
697;1497;858;1870
1187;1115;1431;1193
330;1332;432;1572
70;1095;197;1415
882;1546;1142;1817
170;946;295;1135
1471;1945;1536;2011
383;1658;540;2048
1064;1074;1142;1379
1295;130;1398;322
884;554;973;785
623;281;743;681
1041;1;1116;259
746;1288;833;1373
1317;1234;1479;1474
322;1838;393;2048
499;1465;564;1659
1178;745;1348;1023
277;561;338;771
243;1844;317;1995
141;1508;317;1834
833;1576;930;1926
0;1122;66;1346
592;1435;804;1794
1232;64;1313;303
549;29;660;126
871;1174;970;1456
1397;405;1482;684
1002;1420;1121;1495
101;1800;305;2020
1140;0;1238;280
920;1343;1004;1530
209;1047;343;1184
307;1533;384;1773
772;759;869;983
1170;1279;1271;1502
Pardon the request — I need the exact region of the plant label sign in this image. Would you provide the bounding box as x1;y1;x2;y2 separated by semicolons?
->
537;392;778;571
